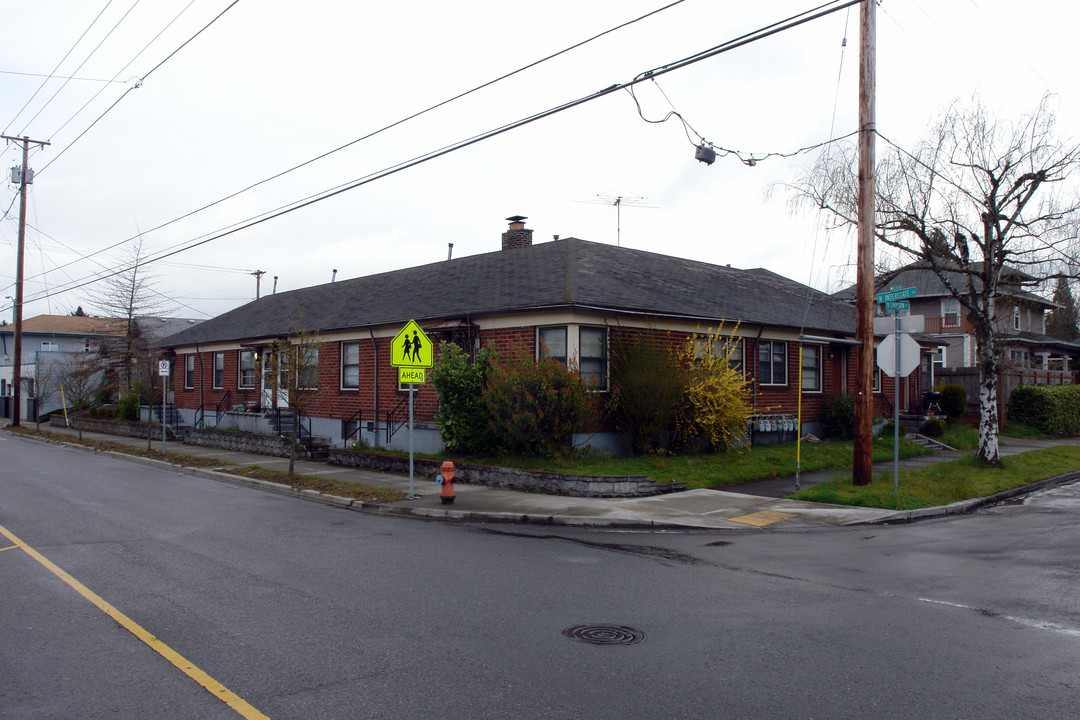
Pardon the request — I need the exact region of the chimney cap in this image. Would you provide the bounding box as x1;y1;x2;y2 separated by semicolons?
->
505;215;528;224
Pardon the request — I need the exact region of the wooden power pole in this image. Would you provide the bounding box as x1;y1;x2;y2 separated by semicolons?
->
853;0;876;485
3;135;50;427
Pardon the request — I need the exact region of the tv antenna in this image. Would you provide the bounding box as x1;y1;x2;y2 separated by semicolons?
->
576;193;657;246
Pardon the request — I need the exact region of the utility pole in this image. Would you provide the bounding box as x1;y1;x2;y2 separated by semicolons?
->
2;135;49;427
853;0;876;485
251;269;266;299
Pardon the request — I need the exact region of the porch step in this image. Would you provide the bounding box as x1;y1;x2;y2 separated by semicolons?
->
304;436;332;461
907;433;955;452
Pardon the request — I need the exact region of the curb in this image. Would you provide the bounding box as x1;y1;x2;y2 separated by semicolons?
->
861;469;1080;524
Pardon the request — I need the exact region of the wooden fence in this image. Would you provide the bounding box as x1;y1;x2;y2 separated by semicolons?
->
936;367;1077;422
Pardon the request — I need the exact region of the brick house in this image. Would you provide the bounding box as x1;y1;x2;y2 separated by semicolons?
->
160;217;903;454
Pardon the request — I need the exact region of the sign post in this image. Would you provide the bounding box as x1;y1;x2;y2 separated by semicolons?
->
390;321;433;499
875;287;918;492
158;360;170;454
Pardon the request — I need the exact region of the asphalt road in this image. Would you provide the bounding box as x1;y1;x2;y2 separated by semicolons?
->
2;433;1078;719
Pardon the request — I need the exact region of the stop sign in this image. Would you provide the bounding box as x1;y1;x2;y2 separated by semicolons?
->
877;332;921;377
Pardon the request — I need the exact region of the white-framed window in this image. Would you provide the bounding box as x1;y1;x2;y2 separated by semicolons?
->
579;326;608;390
800;344;822;392
942;298;961;328
1013;306;1021;331
341;341;360;389
41;341;58;352
185;354;196;389
298;348;319;390
239;350;257;388
693;336;744;375
83;338;92;352
757;340;787;386
872;348;881;393
538;326;568;366
933;346;947;371
213;352;225;389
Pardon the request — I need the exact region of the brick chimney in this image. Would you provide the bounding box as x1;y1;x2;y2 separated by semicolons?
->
501;215;533;250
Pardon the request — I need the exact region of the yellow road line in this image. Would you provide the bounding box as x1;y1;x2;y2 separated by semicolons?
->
0;523;271;720
1;544;18;551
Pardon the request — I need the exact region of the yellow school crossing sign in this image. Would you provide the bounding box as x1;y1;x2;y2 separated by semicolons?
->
391;320;432;384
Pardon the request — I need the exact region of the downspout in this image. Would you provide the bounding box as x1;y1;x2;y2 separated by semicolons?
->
751;325;765;414
368;327;379;438
196;342;203;428
751;325;765;446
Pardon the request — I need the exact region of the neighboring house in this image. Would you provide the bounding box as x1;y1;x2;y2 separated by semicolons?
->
837;262;1080;414
0;315;123;421
161;217;914;454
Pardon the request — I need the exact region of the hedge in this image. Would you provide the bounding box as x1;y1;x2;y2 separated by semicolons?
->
1009;384;1080;437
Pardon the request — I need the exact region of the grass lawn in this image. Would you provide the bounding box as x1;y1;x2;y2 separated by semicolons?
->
792;445;1080;510
4;426;232;469
224;465;407;502
463;437;931;490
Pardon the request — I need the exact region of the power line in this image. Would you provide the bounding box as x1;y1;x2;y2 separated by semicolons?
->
15;0;144;137
24;0;691;285
22;0;862;307
48;1;200;142
37;0;242;176
2;0;117;135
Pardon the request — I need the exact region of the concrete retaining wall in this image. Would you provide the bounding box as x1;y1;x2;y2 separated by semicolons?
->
327;448;658;498
52;414;180;440
184;428;295;457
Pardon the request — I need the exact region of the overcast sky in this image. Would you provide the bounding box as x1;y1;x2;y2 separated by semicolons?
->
2;0;1077;323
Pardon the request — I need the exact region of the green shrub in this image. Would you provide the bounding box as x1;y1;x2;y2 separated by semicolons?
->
481;344;596;457
609;331;685;454
821;392;856;439
878;421;907;438
935;383;968;421
1009;384;1080;437
432;342;493;455
115;388;141;422
921;418;945;437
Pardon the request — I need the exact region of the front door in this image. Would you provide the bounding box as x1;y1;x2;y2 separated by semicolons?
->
261;351;289;409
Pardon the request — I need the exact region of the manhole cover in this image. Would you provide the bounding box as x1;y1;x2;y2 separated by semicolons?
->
562;624;645;646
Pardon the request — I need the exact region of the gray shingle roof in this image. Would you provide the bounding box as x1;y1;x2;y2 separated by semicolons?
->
161;238;855;347
833;263;1053;307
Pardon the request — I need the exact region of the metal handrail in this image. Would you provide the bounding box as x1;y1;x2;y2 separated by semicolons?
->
386;394;409;443
214;389;232;424
343;408;364;445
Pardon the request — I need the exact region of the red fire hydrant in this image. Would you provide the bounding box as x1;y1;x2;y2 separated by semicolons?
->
437;460;456;504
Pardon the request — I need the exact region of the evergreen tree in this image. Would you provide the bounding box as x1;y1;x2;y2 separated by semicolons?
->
1046;277;1080;341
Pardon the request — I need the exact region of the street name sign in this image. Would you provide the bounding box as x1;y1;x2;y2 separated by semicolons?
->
884;300;909;313
390;320;433;368
875;286;917;303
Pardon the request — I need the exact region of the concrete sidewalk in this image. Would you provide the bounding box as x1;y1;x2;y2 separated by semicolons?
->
9;423;1079;531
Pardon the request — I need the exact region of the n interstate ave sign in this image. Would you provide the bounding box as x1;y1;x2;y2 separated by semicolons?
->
876;286;917;303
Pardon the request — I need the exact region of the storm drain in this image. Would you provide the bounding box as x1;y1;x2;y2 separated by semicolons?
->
562;624;646;646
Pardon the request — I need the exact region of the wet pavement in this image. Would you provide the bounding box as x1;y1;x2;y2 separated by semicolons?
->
8;423;1080;531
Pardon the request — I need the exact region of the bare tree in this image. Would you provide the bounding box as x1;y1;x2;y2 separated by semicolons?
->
267;320;322;476
784;94;1080;466
87;236;173;390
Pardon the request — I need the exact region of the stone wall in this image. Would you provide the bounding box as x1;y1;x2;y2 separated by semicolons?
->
327;448;659;498
184;428;295;457
52;415;180;440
